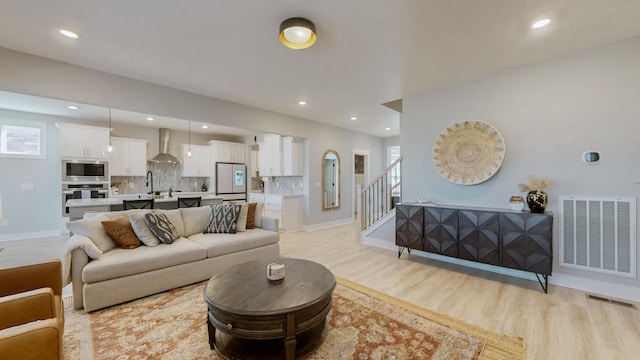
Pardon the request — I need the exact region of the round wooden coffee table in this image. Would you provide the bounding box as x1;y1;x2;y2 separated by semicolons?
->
204;258;336;360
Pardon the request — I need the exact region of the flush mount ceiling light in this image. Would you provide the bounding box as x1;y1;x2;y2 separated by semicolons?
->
67;105;78;110
146;117;154;121
298;100;307;105
279;17;316;49
202;125;209;129
350;116;357;121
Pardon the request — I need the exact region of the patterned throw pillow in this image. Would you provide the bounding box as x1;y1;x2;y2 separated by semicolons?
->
144;211;179;244
204;204;241;234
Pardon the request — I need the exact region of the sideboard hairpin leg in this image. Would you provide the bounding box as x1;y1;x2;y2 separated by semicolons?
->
397;246;411;258
535;273;549;293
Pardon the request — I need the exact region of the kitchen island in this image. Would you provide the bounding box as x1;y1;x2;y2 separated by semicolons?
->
65;192;223;220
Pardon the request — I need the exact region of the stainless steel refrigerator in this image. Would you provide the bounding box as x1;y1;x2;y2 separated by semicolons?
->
215;162;247;201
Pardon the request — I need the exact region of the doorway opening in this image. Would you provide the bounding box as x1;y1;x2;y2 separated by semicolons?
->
352;150;369;220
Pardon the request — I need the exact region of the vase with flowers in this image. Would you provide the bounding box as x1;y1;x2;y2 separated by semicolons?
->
518;176;550;213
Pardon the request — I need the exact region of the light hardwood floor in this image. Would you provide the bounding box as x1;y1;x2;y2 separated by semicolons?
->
2;223;639;359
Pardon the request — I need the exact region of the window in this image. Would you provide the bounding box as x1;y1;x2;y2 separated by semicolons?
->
0;118;47;159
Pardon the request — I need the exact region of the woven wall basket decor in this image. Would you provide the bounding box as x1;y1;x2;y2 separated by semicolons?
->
432;120;505;185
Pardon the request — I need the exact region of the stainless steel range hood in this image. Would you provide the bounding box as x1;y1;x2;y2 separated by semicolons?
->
149;128;181;164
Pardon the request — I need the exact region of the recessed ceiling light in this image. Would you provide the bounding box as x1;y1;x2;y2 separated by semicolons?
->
67;105;78;110
531;19;551;29
298;101;307;106
59;29;79;39
385;127;391;131
202;125;209;129
350;116;357;121
146;117;154;121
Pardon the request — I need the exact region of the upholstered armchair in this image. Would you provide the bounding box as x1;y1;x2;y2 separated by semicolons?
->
0;259;64;360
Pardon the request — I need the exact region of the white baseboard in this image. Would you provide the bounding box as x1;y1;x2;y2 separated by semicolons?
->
0;230;61;242
549;273;640;303
303;218;353;232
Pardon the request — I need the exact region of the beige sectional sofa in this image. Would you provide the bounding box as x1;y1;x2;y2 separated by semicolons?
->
66;205;279;312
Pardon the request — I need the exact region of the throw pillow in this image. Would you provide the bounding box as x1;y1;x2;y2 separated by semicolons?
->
180;205;211;236
254;202;264;228
235;203;249;232
129;211;160;246
101;215;141;249
66;214;117;253
204;204;241;234
144;211;179;244
246;202;258;229
162;209;186;238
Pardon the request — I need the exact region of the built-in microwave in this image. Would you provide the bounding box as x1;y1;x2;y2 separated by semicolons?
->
62;160;108;182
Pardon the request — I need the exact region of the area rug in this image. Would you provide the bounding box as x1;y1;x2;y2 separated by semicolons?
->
63;277;525;360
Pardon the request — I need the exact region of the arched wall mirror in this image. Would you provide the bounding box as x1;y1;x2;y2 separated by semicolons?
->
322;149;341;210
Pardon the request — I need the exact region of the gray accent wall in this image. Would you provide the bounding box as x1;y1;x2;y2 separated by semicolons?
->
401;36;640;291
0;47;384;239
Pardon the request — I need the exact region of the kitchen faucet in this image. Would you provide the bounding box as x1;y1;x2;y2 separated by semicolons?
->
146;171;154;194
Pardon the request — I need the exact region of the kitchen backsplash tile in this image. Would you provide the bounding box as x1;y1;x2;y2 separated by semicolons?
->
112;162;208;194
264;176;303;195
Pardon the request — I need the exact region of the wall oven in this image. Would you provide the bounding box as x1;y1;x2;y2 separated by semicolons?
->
62;183;109;216
62;160;108;182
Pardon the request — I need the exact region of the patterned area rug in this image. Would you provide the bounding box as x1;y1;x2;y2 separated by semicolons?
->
64;278;525;359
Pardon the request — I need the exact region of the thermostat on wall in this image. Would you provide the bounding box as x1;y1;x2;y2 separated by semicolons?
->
582;151;600;163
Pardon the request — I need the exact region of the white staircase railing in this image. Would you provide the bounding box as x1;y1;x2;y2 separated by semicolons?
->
361;156;402;231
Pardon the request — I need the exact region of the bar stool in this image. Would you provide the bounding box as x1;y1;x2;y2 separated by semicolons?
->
177;197;202;208
122;199;154;210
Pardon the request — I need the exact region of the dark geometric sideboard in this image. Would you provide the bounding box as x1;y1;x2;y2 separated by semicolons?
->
396;204;553;292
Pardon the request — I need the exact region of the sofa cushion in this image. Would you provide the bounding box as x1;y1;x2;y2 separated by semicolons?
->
180;206;211;237
188;229;279;258
129;211;160;246
254;202;264;228
66;214;117;253
236;203;249;232
145;211;179;244
81;237;206;283
204;204;241;234
101;215;141;249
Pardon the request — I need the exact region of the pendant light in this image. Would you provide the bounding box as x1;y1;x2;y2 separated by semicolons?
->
103;108;117;156
187;120;192;157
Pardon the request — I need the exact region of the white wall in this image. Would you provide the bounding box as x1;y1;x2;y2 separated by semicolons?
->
0;47;384;238
402;36;640;295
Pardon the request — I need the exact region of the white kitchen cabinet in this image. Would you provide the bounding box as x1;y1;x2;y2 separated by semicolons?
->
282;136;303;176
258;134;282;176
248;193;265;204
259;194;302;232
250;149;260;177
109;137;148;176
58;122;110;159
209;140;246;163
182;144;210;177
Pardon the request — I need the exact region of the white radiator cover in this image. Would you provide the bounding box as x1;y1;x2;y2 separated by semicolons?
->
559;196;636;278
